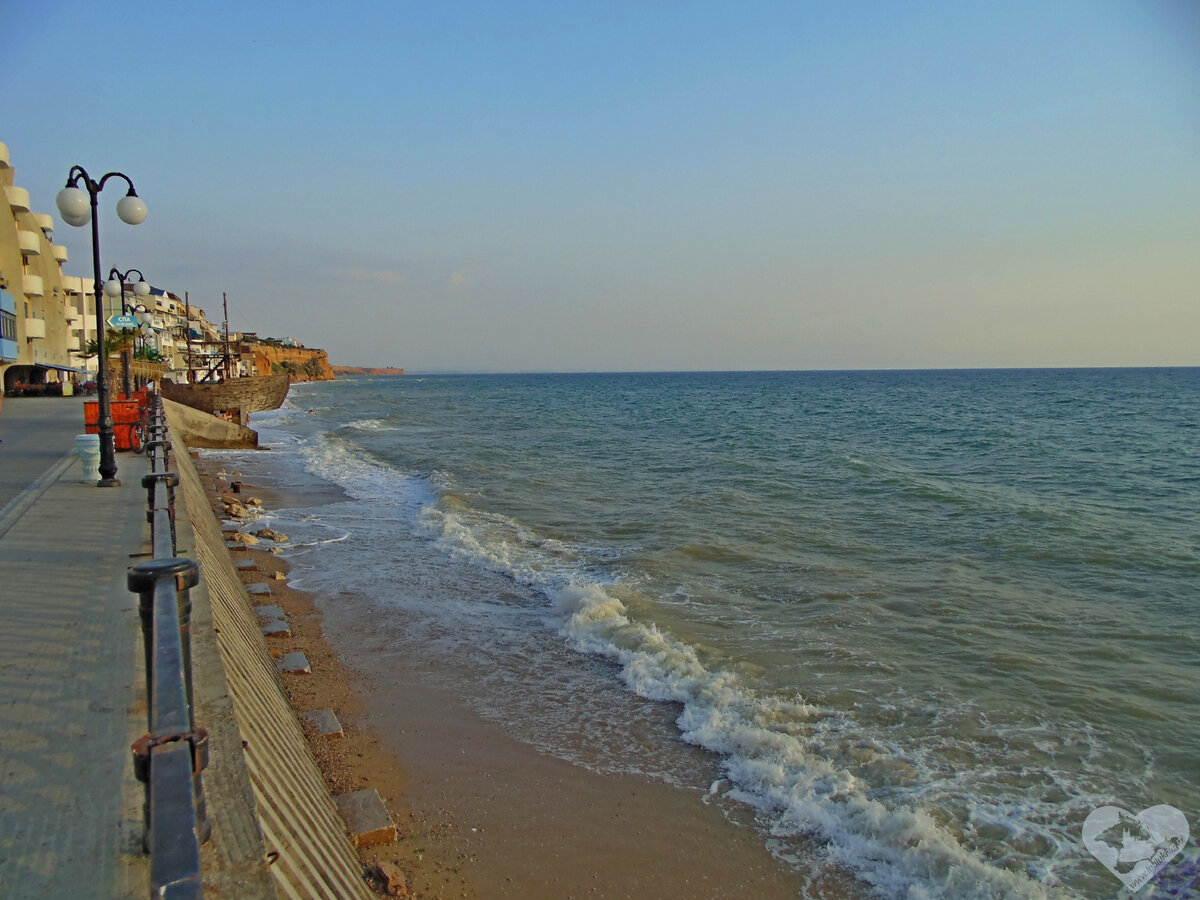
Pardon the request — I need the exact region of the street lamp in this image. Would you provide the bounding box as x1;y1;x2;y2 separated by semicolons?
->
132;303;157;370
56;166;148;487
104;267;151;397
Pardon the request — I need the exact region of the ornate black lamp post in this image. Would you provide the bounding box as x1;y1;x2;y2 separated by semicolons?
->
56;167;148;487
104;267;151;397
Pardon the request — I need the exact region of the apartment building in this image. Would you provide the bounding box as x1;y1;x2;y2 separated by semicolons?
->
0;141;91;397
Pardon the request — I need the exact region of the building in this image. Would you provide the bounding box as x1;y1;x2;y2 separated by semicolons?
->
0;141;93;400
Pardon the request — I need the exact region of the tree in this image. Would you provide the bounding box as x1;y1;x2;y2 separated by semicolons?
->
81;330;135;359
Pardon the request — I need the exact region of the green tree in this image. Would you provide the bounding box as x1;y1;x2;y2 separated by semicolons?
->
81;330;135;359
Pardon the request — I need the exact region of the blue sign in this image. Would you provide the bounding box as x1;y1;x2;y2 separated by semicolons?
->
1;289;17;361
107;314;140;328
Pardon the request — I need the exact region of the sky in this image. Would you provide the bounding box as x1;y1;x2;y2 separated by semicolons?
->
4;0;1199;372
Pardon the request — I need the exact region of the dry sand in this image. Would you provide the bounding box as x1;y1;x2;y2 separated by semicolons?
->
197;456;861;899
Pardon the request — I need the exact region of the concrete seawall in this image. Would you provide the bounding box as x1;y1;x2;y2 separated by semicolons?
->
169;409;374;898
164;397;260;449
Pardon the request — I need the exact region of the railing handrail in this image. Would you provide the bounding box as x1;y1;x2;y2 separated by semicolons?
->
127;393;208;899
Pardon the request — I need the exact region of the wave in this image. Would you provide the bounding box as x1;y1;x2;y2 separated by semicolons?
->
406;476;1067;898
265;420;1084;898
340;417;394;432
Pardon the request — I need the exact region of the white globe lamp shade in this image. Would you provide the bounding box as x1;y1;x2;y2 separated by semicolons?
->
134;280;151;297
104;278;124;298
56;187;91;226
116;194;148;225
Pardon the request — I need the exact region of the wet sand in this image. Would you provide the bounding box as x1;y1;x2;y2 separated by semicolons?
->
196;455;859;899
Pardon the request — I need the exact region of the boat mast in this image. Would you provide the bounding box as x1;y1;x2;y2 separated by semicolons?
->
222;291;233;380
184;291;193;383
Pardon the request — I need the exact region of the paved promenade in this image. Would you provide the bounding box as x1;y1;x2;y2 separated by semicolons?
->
0;397;150;898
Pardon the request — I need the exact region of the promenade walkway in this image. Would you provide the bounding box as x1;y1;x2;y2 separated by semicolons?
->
0;398;150;898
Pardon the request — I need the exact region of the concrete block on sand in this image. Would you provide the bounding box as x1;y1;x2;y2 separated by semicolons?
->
278;651;311;674
371;861;408;898
235;558;258;571
335;789;396;846
303;708;344;738
245;582;272;596
255;603;287;634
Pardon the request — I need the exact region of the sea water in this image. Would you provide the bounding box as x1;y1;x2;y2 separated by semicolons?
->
204;369;1198;898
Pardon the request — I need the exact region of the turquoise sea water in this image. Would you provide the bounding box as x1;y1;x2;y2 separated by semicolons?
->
210;368;1198;898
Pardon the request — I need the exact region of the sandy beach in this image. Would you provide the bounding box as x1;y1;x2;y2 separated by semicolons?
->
194;454;859;899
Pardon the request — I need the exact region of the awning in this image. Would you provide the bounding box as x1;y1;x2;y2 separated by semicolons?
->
36;363;87;374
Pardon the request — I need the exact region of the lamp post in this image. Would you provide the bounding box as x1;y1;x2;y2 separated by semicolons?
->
104;267;151;397
131;303;157;374
56;167;148;487
133;302;154;351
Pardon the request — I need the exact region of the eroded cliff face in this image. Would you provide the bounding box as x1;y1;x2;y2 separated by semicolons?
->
251;345;335;381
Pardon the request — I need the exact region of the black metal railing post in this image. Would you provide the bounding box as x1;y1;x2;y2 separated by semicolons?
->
129;558;199;714
129;396;210;898
143;470;180;555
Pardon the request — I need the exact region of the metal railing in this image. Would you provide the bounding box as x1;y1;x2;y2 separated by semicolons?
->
126;394;209;899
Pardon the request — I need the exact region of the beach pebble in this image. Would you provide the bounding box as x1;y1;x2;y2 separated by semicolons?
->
254;528;289;542
228;531;259;545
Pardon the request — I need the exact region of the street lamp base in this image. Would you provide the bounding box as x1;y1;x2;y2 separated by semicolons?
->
97;477;122;488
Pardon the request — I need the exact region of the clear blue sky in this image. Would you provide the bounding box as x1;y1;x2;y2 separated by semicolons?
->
5;0;1199;371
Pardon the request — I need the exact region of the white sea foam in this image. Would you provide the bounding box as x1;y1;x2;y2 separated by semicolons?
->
545;581;1070;899
408;496;1071;898
341;417;392;431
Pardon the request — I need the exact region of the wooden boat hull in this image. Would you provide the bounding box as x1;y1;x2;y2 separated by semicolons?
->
160;374;290;423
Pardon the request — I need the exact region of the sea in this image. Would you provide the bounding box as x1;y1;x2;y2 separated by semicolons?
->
203;368;1198;899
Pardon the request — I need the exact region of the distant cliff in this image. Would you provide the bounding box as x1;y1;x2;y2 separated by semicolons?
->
331;365;405;376
252;344;335;382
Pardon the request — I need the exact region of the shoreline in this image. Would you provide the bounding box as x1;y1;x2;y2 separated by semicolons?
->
193;456;443;896
194;454;858;899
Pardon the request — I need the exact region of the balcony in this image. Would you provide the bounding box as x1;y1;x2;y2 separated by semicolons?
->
5;185;30;212
67;335;81;351
52;245;68;264
0;141;9;169
24;318;46;339
22;274;44;297
61;275;84;294
33;213;54;237
18;230;41;256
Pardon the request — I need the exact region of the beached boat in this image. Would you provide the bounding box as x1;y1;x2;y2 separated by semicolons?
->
160;373;290;425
